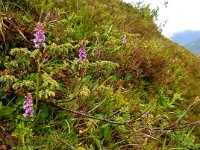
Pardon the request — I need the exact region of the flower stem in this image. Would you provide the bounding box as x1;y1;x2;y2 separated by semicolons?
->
35;59;40;113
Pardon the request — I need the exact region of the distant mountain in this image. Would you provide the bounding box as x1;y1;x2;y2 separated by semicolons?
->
171;30;200;45
185;38;200;54
170;30;200;54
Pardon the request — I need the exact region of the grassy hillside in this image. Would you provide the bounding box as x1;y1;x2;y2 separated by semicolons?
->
0;0;200;149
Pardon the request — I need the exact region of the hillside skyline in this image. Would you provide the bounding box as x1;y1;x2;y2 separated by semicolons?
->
123;0;200;38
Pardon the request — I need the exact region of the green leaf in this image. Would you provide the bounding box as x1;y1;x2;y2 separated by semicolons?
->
77;147;87;150
0;106;14;117
100;124;111;140
39;104;49;119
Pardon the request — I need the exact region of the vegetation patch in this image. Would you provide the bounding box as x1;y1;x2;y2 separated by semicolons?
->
0;0;200;149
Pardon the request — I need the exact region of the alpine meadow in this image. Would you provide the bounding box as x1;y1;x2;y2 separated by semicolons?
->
0;0;200;149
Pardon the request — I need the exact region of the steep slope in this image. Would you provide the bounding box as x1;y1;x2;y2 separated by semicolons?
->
0;0;200;149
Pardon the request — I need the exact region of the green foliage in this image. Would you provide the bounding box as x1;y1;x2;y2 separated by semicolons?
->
0;0;200;149
0;104;14;117
39;72;59;99
163;130;200;150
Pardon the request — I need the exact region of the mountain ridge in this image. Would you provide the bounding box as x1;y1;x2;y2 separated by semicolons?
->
171;30;200;45
170;30;200;54
185;38;200;54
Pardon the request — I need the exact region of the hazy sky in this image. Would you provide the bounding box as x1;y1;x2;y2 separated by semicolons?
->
123;0;200;37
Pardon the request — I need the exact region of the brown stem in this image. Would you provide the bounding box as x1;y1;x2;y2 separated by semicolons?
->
42;101;200;131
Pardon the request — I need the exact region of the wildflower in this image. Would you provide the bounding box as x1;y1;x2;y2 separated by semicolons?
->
23;93;34;118
33;22;45;49
79;45;87;60
122;35;127;44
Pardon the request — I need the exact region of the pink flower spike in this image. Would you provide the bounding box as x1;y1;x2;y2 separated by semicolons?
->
33;22;45;49
122;35;127;44
23;93;34;118
79;45;87;60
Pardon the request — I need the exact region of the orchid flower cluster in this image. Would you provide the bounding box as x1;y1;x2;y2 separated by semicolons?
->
122;35;127;44
33;22;45;49
24;22;88;117
79;45;87;60
23;93;34;118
